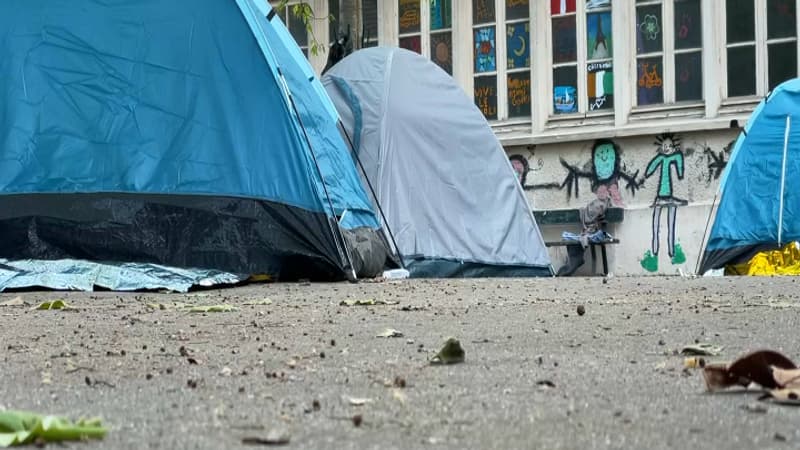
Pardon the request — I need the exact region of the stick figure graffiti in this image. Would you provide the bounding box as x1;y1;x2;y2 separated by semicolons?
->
640;133;687;272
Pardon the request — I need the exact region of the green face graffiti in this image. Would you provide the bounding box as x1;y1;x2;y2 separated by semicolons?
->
593;143;617;181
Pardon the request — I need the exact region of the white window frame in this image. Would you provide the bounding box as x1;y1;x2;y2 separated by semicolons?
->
720;0;800;101
389;0;454;73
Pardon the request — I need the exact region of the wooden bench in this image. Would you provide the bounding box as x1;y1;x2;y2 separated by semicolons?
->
534;208;624;276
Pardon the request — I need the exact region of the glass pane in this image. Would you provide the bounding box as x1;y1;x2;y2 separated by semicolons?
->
430;0;452;30
769;42;798;91
363;0;379;42
399;35;421;53
473;0;496;23
474;76;498;119
329;0;340;43
587;61;614;111
637;56;664;105
474;26;497;72
551;0;576;15
726;0;754;43
399;0;421;34
636;4;663;54
675;0;702;49
553;66;578;114
727;45;756;96
431;32;453;74
768;0;797;39
675;51;703;101
288;8;308;47
586;0;611;11
552;16;577;63
587;12;612;60
507;0;530;20
508;72;532;118
507;22;530;69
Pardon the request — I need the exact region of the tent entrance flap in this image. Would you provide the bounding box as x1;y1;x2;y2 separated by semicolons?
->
778;115;791;247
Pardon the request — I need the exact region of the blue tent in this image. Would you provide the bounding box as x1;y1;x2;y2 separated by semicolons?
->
0;0;386;281
699;78;800;273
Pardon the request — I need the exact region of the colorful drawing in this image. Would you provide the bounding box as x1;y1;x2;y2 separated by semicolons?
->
639;14;660;41
430;0;452;30
399;35;421;54
507;22;530;69
554;86;577;113
431;32;452;74
586;0;611;10
587;12;612;59
587;61;613;111
551;0;576;15
474;27;497;73
641;134;687;272
637;59;663;105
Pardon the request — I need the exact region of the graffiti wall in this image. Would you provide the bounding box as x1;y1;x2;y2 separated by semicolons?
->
508;128;737;275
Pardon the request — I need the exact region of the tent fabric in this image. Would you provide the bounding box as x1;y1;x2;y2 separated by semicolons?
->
322;47;552;277
725;242;800;276
0;0;383;280
699;78;800;273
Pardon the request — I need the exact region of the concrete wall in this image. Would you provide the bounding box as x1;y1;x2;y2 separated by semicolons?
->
506;129;739;276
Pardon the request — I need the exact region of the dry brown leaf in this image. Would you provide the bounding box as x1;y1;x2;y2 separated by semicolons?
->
702;350;796;391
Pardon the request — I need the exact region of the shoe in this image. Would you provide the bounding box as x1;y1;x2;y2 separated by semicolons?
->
641;250;658;272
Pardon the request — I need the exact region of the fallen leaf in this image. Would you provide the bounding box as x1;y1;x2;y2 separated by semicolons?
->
241;428;290;446
760;388;800;406
681;343;723;356
0;297;24;307
536;380;556;388
339;299;399;306
771;367;800;388
376;329;403;338
0;410;107;447
347;397;372;406
243;299;273;306
430;338;465;365
186;304;237;313
702;350;796;391
34;300;70;311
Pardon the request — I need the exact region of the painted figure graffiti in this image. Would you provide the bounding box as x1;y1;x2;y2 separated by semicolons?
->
641;133;687;272
509;154;530;186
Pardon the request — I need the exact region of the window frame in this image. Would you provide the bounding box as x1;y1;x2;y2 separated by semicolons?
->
720;0;799;100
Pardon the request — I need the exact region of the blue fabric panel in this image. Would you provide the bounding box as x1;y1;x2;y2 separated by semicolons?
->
707;78;800;251
251;3;378;228
0;0;375;222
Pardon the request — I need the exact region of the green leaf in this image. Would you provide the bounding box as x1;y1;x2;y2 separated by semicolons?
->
430;338;465;365
0;411;106;447
34;300;69;310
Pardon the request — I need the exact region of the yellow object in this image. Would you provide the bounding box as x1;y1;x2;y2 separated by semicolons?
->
726;242;800;276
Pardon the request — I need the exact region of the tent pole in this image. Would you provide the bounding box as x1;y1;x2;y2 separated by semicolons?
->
337;121;407;270
778;115;791;247
695;191;719;275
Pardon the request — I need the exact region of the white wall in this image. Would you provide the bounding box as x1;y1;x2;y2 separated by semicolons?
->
507;129;739;275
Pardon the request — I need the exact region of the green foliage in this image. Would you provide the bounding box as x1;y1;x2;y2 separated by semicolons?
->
275;1;334;56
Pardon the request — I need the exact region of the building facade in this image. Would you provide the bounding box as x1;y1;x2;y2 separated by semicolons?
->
274;0;800;275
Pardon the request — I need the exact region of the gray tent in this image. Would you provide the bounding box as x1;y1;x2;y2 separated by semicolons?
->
322;47;552;277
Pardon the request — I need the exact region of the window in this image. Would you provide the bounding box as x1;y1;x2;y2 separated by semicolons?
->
634;0;703;106
274;2;310;57
363;0;379;47
472;0;532;121
551;0;614;116
399;0;422;53
726;0;797;97
397;0;452;74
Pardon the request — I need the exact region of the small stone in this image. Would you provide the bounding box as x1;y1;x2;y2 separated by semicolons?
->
146;373;153;380
312;399;321;411
219;367;233;377
319;351;326;359
774;433;787;442
577;305;586;316
352;414;363;427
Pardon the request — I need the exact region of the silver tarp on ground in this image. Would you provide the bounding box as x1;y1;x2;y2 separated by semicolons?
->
323;47;552;277
0;259;242;293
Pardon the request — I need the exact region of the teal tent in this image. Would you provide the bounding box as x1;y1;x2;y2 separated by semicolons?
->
699;78;800;273
0;0;388;282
